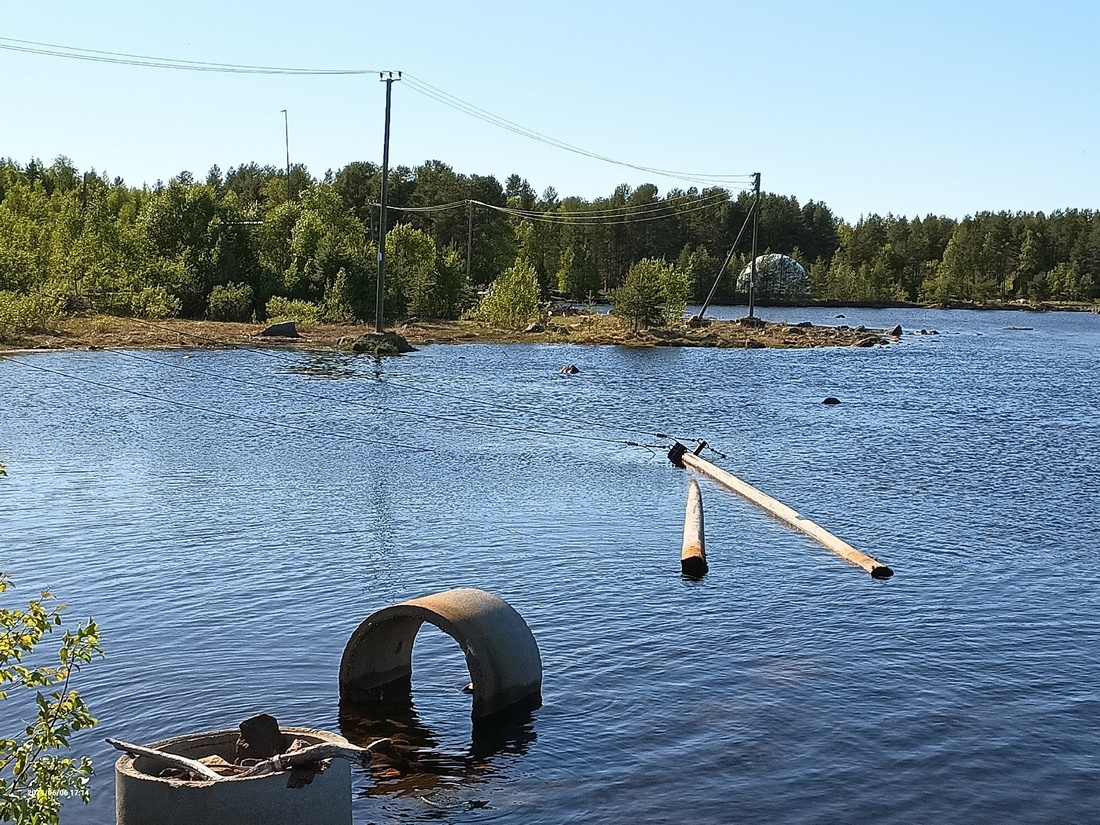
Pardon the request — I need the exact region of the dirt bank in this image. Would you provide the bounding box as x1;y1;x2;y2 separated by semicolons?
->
1;315;894;353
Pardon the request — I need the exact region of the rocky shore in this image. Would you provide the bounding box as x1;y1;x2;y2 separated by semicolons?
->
1;315;897;353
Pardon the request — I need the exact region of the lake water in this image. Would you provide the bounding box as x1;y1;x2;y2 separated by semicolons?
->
2;306;1099;824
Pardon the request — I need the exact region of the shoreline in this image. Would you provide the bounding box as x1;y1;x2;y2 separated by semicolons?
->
1;315;895;354
8;297;1094;354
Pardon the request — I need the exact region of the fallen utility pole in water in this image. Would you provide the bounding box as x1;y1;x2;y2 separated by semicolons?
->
668;443;893;579
681;479;708;578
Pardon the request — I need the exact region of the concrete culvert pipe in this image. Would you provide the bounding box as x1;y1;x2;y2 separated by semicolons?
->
339;588;542;719
115;727;352;825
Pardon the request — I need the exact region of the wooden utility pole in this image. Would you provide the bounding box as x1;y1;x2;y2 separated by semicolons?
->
281;109;291;199
467;199;473;284
681;479;708;578
376;72;401;333
669;444;893;579
748;172;760;319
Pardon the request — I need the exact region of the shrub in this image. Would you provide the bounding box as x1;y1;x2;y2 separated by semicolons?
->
129;286;181;320
611;259;690;330
265;296;321;326
206;282;254;322
0;292;62;340
1;573;103;824
467;259;540;328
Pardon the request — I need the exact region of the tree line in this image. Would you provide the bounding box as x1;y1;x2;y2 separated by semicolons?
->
1;155;1097;336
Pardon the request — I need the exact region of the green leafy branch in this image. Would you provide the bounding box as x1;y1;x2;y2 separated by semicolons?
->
0;574;103;825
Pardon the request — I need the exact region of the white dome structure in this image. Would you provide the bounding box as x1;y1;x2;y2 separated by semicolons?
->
736;254;811;298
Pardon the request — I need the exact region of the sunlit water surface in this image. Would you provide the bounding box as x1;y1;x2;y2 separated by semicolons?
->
2;306;1099;824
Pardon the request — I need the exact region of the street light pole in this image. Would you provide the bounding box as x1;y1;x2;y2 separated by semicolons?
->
376;71;401;333
281;109;291;200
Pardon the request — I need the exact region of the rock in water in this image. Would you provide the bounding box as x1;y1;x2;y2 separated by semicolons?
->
822;397;841;405
559;364;579;374
888;324;903;336
345;332;416;355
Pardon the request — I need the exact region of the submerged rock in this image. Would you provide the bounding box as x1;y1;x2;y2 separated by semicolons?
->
559;364;579;374
342;332;416;355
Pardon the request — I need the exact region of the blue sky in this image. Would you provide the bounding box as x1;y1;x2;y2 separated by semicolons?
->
3;0;1097;222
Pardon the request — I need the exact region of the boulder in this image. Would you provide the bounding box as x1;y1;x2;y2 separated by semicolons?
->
259;321;299;338
558;364;579;374
822;397;841;405
854;336;881;347
887;324;903;337
345;332;416;355
523;322;544;334
746;338;767;349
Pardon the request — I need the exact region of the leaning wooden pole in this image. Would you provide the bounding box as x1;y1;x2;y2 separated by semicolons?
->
681;479;708;578
669;444;893;579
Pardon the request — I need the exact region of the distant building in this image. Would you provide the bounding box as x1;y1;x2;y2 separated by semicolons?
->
736;254;811;299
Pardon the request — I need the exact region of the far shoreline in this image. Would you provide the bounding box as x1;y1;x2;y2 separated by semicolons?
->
2;299;1095;355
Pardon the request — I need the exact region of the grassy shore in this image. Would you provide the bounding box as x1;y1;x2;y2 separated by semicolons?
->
0;313;895;353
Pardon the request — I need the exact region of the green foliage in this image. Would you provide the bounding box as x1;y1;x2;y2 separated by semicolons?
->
265;296;321;326
2;154;1100;319
556;235;600;301
386;224;437;319
431;247;470;320
611;258;689;329
678;245;718;303
467;258;540;328
1046;261;1092;301
128;286;181;320
321;269;357;323
659;261;691;319
0;292;61;340
206;282;254;322
383;225;469;320
0;574;102;824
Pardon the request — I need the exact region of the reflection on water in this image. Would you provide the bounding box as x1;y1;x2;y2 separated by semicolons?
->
2;307;1099;825
340;700;537;798
279;350;364;380
340;620;538;814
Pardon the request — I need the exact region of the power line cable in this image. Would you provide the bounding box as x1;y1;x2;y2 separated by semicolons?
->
105;317;705;447
483;189;735;219
0;36;381;75
403;74;756;186
381;188;734;221
101;347;660;449
6;357;434;453
477;197;735;227
0;35;756;190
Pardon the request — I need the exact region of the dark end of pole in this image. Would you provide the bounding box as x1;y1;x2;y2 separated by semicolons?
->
668;442;687;468
871;565;894;579
692;440;708;456
681;559;708;579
